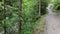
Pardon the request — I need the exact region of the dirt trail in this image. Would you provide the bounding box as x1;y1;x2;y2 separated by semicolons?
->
44;4;60;34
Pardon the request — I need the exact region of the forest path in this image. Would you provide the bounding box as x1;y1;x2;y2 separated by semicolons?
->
44;4;60;34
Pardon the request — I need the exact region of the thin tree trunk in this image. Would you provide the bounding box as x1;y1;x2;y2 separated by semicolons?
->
3;0;7;34
17;0;22;34
38;0;41;16
41;0;42;14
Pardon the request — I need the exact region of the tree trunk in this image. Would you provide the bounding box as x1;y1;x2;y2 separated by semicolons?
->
38;0;41;16
41;0;42;15
3;0;7;34
17;0;22;34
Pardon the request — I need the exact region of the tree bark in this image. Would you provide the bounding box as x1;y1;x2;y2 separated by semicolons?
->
3;0;7;34
38;0;41;16
17;0;22;34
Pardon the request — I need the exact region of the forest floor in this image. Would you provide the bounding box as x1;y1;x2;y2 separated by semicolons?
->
44;10;60;34
44;4;60;34
33;16;45;34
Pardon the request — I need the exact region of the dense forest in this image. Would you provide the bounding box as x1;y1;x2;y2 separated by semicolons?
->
0;0;60;34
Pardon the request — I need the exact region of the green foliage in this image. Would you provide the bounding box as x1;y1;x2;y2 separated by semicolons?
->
53;3;60;10
0;0;39;34
52;0;60;10
21;0;39;34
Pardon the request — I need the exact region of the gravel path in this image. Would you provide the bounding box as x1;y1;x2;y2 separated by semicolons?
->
44;4;60;34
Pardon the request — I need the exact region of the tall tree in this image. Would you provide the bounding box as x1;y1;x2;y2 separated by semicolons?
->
18;0;22;34
38;0;41;16
3;0;7;34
